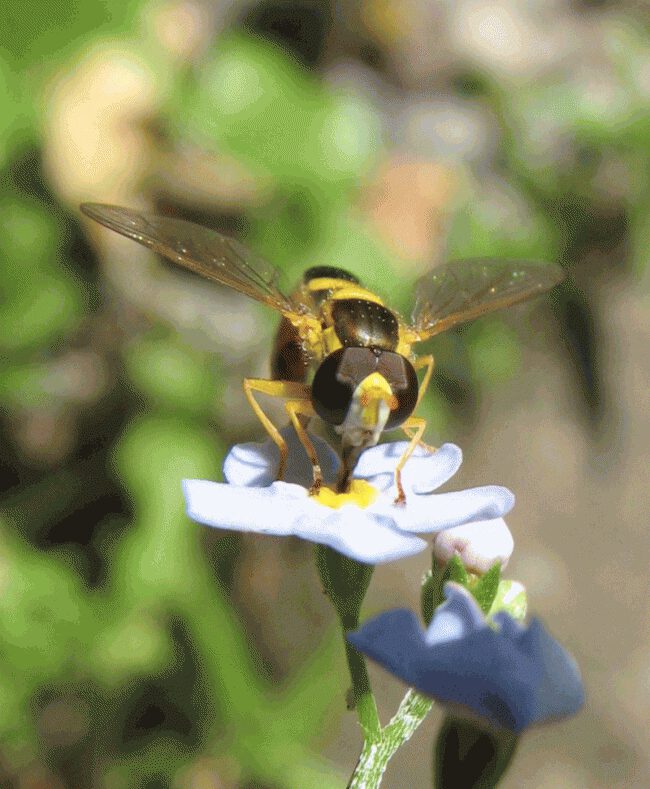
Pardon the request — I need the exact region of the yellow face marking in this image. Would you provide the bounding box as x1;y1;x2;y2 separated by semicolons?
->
358;373;397;427
313;479;378;509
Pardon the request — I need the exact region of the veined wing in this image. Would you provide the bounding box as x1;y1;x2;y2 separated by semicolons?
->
81;203;304;317
409;258;565;341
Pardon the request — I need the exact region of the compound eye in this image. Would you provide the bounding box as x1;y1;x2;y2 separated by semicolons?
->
311;349;352;426
384;357;418;430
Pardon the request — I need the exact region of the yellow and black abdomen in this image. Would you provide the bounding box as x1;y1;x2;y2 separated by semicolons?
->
271;317;310;381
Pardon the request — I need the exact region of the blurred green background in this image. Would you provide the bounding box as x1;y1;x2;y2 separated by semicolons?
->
1;1;649;787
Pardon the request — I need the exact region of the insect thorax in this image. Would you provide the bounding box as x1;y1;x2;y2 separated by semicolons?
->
272;270;408;382
329;298;399;351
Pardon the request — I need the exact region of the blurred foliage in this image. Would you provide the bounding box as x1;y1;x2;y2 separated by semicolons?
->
0;0;649;785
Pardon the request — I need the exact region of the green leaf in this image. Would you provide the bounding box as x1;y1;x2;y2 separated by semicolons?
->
446;554;470;586
90;610;174;687
426;558;503;620
0;195;62;277
489;580;528;621
464;319;521;387
124;333;219;415
0;362;46;407
0;0;142;71
174;33;379;199
0;522;96;760
177;35;318;180
271;625;344;743
0;62;34;165
424;556;470;621
421;569;436;626
446;179;559;263
469;562;501;615
0;271;82;352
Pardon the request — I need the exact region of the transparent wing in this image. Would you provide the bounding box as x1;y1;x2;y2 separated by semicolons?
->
81;203;302;316
410;258;565;341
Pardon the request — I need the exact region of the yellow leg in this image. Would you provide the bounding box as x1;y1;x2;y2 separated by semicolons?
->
412;354;434;408
402;355;437;453
401;424;438;455
285;399;322;493
243;378;311;481
394;416;427;505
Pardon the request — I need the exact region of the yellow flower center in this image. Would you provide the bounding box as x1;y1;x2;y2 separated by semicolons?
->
313;479;378;509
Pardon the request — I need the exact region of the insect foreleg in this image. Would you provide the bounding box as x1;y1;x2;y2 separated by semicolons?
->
242;378;311;482
412;354;435;407
394;416;428;505
284;399;322;494
400;354;437;454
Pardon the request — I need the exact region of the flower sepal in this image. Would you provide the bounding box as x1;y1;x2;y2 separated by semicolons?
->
422;555;502;625
315;544;381;742
315;545;373;628
489;579;528;621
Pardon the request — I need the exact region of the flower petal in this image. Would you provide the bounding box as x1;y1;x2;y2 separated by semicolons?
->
292;508;428;564
183;479;309;534
424;583;487;645
223;428;339;488
349;586;585;732
411;630;538;731
432;518;514;573
381;485;514;534
186;433;516;567
347;608;426;676
509;618;585;723
183;478;427;563
354;442;462;494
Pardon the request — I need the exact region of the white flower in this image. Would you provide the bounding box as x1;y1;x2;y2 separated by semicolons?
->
183;428;514;565
432;518;514;573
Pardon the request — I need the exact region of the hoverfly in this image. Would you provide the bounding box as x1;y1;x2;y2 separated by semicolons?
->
80;203;564;503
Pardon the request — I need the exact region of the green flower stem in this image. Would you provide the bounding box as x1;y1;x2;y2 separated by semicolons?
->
347;690;434;788
315;545;381;741
341;621;382;742
315;546;433;785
